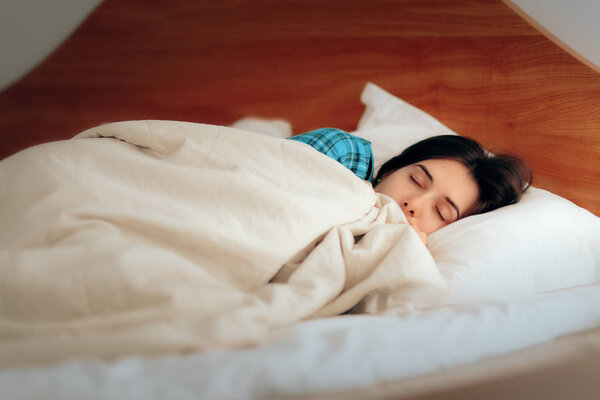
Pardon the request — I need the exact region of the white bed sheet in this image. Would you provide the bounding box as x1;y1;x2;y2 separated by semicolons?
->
2;282;599;400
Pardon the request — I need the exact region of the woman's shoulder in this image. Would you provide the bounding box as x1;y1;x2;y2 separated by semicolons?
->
288;128;373;180
288;128;370;150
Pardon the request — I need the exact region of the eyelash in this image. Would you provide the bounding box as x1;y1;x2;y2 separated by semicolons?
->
435;207;446;222
410;176;422;188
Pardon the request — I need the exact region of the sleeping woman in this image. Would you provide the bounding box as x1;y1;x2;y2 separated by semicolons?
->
289;128;532;245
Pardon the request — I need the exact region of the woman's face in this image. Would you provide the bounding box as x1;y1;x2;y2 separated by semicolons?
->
374;158;480;235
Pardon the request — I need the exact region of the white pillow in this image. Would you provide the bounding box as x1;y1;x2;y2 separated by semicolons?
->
351;83;600;306
230;117;293;139
351;82;456;170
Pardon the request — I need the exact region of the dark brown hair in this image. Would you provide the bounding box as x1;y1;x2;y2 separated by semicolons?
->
372;135;532;215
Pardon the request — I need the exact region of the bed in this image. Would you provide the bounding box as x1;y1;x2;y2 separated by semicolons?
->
0;1;599;399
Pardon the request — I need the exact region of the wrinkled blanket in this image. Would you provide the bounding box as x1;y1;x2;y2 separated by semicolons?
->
0;120;444;367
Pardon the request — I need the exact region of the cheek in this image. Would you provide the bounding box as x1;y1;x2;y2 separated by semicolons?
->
377;174;410;200
418;217;442;235
416;208;448;235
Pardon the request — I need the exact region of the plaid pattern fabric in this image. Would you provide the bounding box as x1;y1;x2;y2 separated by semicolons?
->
288;128;374;180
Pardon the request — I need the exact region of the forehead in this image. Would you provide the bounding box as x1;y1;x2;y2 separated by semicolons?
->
417;158;469;175
416;158;479;211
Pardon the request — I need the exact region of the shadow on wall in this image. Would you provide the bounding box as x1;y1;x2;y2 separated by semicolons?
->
0;0;103;91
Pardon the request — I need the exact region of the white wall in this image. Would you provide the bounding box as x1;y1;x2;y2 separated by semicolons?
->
505;0;600;72
0;0;102;91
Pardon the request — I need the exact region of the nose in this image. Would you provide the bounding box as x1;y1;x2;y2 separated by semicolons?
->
401;200;417;217
401;195;426;217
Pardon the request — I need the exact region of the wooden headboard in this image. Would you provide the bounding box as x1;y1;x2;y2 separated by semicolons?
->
0;0;598;215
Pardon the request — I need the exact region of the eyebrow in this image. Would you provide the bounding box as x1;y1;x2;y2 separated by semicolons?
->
415;164;461;220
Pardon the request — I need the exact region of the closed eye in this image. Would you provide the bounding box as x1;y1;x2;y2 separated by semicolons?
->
435;206;446;222
410;176;423;188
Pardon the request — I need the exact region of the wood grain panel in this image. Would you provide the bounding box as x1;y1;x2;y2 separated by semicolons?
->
0;0;598;214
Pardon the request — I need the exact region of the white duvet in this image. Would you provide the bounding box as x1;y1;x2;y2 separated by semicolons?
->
0;120;441;368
